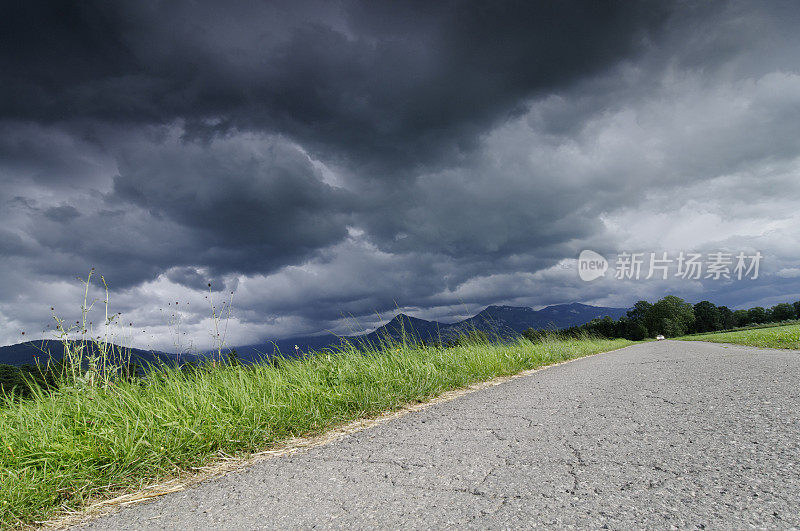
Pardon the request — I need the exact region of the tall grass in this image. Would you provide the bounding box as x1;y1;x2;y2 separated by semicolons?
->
0;333;630;527
677;323;800;350
42;270;136;389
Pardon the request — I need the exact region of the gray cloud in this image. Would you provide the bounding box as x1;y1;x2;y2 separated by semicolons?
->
111;131;355;276
43;205;81;223
2;1;800;349
0;1;669;172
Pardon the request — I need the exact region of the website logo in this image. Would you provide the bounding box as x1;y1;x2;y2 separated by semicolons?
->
578;250;608;282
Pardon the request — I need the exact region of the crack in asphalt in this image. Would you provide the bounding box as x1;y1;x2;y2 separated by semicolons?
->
564;442;587;496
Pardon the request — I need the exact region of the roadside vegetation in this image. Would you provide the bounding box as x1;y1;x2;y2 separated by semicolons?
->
0;321;629;527
549;295;800;341
676;323;800;350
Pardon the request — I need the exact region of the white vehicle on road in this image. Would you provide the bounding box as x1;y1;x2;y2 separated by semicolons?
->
656;334;665;340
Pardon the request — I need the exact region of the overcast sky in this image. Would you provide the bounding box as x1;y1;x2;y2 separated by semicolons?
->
2;1;800;350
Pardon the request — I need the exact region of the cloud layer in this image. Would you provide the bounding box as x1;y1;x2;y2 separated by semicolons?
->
2;1;800;349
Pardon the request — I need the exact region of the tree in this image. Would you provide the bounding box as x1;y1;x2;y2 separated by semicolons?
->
717;306;736;330
0;364;26;397
644;296;695;338
770;303;796;322
692;301;721;333
626;300;653;338
794;301;800;320
627;300;652;322
624;319;649;341
733;309;750;327
612;316;629;338
588;316;616;338
747;306;767;324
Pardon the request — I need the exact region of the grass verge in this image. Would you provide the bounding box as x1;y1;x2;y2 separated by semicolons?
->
677;323;800;350
1;336;630;527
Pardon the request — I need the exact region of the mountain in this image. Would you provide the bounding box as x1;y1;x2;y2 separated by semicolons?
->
234;302;630;362
457;305;541;335
444;303;629;338
359;314;451;344
2;303;630;367
229;333;343;363
0;340;189;368
520;302;629;329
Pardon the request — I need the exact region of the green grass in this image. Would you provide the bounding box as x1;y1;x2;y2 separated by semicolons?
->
677;323;800;350
0;336;630;527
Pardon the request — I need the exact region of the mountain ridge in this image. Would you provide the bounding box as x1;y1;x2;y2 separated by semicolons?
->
233;302;629;361
1;303;630;366
0;340;188;368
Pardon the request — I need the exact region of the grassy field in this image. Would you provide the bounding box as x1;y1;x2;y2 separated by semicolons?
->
0;335;630;527
677;323;800;350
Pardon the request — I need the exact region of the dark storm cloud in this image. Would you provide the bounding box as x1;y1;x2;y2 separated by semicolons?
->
0;122;112;187
0;229;32;257
3;1;800;348
111;132;355;275
1;0;674;290
165;267;212;291
0;0;669;173
43;205;80;222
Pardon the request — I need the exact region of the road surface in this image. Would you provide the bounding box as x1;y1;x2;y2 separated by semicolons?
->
77;341;800;529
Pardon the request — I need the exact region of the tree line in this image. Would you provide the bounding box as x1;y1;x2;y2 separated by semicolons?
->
524;296;800;342
0;361;64;399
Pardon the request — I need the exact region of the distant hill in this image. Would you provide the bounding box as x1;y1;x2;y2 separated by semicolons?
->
359;314;451;345
0;340;189;368
517;302;629;330
232;302;629;362
3;303;629;367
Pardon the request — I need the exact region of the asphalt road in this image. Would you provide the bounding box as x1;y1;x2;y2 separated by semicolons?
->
78;341;800;529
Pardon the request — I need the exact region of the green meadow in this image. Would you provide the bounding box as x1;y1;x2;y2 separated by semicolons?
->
677;323;800;350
